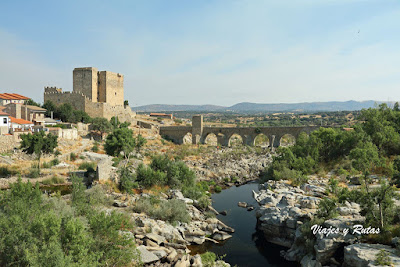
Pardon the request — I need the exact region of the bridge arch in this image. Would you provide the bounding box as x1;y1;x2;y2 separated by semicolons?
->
203;133;218;146
254;133;270;147
228;133;243;147
279;133;296;147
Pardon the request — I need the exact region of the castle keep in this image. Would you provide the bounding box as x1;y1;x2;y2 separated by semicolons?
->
44;67;134;121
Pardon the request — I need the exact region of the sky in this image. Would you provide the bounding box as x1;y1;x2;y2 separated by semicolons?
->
0;0;399;106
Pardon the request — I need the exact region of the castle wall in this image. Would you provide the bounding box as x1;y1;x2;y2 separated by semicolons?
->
98;71;124;106
73;67;98;102
44;90;87;111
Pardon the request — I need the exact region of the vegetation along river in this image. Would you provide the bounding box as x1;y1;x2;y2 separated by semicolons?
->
190;181;298;267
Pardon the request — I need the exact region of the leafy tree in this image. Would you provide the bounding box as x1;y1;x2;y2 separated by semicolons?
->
24;99;41;107
362;180;397;229
42;100;57;117
134;134;147;153
124;100;129;107
349;141;380;193
91;117;113;137
104;128;135;160
20;131;58;172
110;116;130;129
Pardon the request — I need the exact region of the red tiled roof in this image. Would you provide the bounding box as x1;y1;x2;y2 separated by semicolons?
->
9;116;33;125
0;93;30;100
0;111;9;116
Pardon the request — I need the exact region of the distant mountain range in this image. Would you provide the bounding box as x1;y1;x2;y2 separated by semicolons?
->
132;100;390;113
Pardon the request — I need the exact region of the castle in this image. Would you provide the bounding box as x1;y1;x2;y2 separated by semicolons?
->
44;67;135;121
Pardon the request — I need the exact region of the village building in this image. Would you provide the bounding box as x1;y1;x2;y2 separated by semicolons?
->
0;111;10;135
0;93;30;106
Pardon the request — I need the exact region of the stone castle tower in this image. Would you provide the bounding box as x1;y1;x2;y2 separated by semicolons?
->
72;67;124;106
44;67;134;121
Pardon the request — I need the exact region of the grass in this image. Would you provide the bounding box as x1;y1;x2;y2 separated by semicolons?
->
41;176;65;185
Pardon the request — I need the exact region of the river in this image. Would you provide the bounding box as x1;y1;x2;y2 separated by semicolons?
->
190;181;298;267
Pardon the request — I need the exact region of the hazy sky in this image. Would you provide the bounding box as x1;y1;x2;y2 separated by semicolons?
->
0;0;399;106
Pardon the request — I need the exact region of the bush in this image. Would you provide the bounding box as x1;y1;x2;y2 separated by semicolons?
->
133;197;190;224
214;185;222;193
0;166;17;178
0;178;139;266
70;152;77;161
201;252;217;267
375;249;392;266
28;163;40;178
91;145;99;152
54;149;61;156
316;197;338;219
119;167;138;192
79;162;96;171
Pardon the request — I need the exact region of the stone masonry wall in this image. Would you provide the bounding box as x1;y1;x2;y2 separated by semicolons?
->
73;67;98;101
98;71;124;106
0;135;18;153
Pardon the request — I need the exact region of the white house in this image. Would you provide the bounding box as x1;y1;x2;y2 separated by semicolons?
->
9;116;34;132
0;111;10;134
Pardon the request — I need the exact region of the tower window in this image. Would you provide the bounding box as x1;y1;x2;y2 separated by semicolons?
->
115;92;117;96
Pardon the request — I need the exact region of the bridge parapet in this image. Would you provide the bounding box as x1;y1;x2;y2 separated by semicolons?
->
159;116;320;147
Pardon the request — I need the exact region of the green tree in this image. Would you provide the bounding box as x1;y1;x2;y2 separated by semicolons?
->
24;99;41;107
91;117;113;137
104;127;135;160
42;100;58;117
20;131;58;172
349;141;380;193
134;134;147;153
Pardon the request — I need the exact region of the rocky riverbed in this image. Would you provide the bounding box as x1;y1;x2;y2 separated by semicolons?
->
253;178;400;267
107;188;233;266
184;147;273;185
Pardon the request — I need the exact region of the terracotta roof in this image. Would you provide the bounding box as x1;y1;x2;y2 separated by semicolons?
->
9;117;33;125
0;93;30;100
0;111;9;116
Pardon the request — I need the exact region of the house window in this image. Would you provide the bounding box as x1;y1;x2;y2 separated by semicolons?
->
3;118;7;124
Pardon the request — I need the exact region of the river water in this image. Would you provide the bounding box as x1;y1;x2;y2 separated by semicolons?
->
191;181;298;267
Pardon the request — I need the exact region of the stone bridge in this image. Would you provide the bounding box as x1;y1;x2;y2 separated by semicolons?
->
160;115;321;147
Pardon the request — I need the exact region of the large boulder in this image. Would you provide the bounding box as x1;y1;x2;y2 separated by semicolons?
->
137;245;159;264
344;243;400;267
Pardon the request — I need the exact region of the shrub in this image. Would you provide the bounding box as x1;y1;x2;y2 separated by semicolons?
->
70;152;77;161
119;167;138;193
133;197;190;224
201;252;217;267
375;249;392;266
79;162;96;171
214;185;222;193
91;145;99;152
28;163;40;178
316;197;338;219
54;149;61;156
0;166;17;178
51;158;60;166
